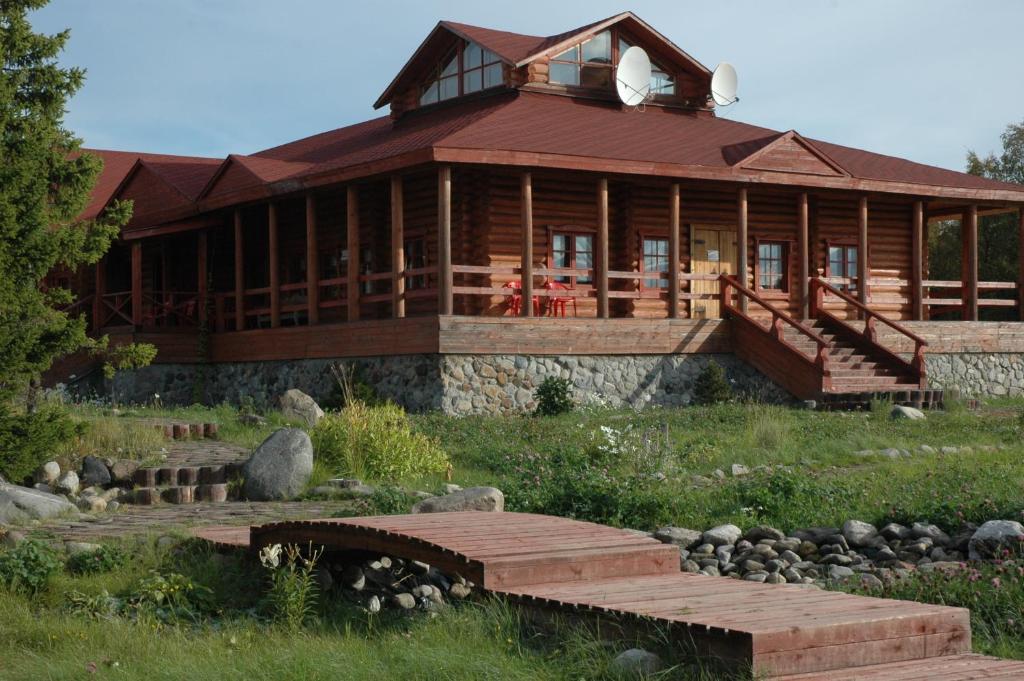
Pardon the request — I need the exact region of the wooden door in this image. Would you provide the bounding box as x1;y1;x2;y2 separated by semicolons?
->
690;227;737;319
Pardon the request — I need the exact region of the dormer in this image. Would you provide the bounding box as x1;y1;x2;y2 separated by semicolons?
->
376;12;714;117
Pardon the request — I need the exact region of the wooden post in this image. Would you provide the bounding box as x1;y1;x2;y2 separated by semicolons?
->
911;201;924;321
797;192;809;319
233;209;245;331
438;166;453;316
668;184;680;319
858;196;869;309
1019;207;1024;321
520;172;534;317
197;231;208;325
964;205;979;321
306;194;319;325
346;185;360;322
391;176;405;318
131;241;142;326
92;257;105;330
597;178;609;318
737;187;748;312
268;202;280;328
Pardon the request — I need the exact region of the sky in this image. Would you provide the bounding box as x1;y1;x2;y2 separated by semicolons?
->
32;0;1024;173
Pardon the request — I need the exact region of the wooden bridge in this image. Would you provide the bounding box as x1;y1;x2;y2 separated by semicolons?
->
195;512;1024;679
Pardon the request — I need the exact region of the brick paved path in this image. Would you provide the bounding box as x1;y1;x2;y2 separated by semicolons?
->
161;440;249;467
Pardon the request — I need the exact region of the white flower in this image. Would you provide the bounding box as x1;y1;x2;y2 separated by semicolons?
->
259;543;282;569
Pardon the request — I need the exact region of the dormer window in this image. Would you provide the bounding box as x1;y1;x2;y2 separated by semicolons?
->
618;38;675;96
420;41;502;106
549;30;612;88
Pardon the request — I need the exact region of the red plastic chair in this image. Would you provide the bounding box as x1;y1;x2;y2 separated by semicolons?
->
544;281;577;318
502;280;522;316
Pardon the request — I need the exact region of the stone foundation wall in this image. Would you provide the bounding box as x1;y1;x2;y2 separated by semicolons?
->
924;353;1024;398
107;351;1024;414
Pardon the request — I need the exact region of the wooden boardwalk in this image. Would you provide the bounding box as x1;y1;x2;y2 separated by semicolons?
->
194;512;1021;679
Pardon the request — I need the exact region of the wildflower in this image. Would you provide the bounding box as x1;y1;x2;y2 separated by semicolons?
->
991;577;1002;589
259;543;283;569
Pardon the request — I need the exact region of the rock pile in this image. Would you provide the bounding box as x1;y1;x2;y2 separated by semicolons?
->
318;552;476;613
653;518;1024;587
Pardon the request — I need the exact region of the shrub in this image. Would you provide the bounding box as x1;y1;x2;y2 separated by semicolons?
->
310;402;449;481
534;376;573;416
129;571;214;623
66;544;127;575
0;405;82;482
0;539;62;594
693;361;732;405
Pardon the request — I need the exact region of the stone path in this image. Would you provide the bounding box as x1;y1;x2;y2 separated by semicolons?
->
42;500;356;542
161;440;249;467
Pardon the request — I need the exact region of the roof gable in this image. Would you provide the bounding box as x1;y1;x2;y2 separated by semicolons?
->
730;131;850;177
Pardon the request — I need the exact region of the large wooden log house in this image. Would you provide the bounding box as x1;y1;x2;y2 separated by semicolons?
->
59;12;1024;410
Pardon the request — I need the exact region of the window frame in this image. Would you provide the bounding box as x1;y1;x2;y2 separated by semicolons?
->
639;233;671;292
546;226;596;289
420;40;503;107
824;240;859;293
754;238;791;297
546;28;678;100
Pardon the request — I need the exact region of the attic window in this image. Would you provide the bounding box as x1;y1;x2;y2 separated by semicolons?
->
549;30;613;88
618;38;675;96
420;41;502;106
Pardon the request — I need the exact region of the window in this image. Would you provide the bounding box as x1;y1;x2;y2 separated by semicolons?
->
828;244;858;292
420;41;502;106
757;241;788;292
551;231;594;286
404;237;427;290
618;37;675;96
642;237;669;289
550;30;613;88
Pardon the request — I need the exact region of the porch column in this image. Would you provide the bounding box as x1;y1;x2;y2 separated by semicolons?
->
668;183;680;319
131;241;142;326
438;166;453;316
197;231;208;325
92;257;105;330
858;196;869;308
737;187;748;312
797;192;809;318
964;205;979;321
911;201;924;320
520;172;534;317
268;202;280;328
233;209;245;331
346;185;360;322
1019;207;1024;321
597;178;609;318
391;176;405;318
306;194;319;325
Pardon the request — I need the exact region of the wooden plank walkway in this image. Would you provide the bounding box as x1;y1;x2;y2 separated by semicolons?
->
193;512;1021;679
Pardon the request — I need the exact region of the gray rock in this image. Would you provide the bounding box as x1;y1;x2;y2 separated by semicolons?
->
392;593;416;609
241;429;314;501
278;389;324;427
365;595;381;614
54;470;79;496
891;405;926;420
827;565;855;580
34;461;60;485
702;524;742;547
969;520;1024;560
76;496;107;513
856;573;884;589
912;522;950;546
731;463;750;477
449;583;472;599
0;482;76;524
32;483;53;494
108;459;140;484
918;445;936;454
842;520;878;548
443;484;463;494
411;486;504;513
341;565;365;591
610;648;664;678
743;525;785;543
653;526;702;549
879;523;912;541
80;456;111;487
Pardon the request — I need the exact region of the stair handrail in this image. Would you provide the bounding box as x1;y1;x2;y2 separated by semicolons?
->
720;275;831;374
809;277;927;380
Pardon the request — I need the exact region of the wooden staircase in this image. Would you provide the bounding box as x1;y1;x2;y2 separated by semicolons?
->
722;276;941;407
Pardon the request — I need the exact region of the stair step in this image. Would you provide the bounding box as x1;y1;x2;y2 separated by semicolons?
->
770;653;1024;680
128;483;229;505
134;464;234;488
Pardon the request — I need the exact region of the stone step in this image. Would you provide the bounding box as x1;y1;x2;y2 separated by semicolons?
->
133;464;236;488
150;422;220;440
129;483;229;505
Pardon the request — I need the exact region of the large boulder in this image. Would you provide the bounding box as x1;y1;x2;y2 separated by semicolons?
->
411;486;504;513
0;482;76;525
80;456;111;487
241;429;314;501
969;520;1024;560
278;389;324;427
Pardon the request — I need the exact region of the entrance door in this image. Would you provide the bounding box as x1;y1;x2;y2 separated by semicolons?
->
690;227;737;319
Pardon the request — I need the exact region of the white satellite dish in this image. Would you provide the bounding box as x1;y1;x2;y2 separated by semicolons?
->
616;46;652;106
711;62;739;106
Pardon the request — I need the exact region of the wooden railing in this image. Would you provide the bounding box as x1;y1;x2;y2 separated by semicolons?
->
922;280;1019;315
100;291;133;327
810;277;927;385
141;291;199;328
